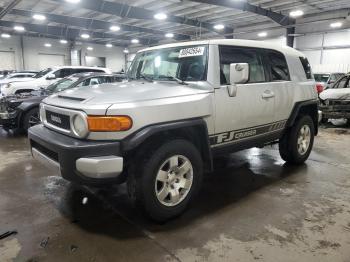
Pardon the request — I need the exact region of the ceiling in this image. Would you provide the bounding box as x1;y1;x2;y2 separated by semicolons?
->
0;0;349;47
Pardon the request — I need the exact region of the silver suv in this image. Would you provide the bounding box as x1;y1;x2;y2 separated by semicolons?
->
29;39;318;221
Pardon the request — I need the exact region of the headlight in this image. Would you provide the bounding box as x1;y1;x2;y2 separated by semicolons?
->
72;114;89;138
3;83;10;89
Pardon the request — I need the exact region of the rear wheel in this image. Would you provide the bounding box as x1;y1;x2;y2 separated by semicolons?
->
22;107;40;131
279;115;315;165
127;139;203;222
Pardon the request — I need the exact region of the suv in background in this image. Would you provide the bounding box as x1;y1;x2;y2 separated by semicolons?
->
0;66;111;97
0;73;125;132
314;72;345;93
29;39;318;221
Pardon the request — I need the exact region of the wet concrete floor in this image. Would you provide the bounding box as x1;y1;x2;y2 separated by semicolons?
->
1;125;350;262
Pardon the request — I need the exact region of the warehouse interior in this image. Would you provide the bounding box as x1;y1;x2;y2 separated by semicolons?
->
1;0;350;261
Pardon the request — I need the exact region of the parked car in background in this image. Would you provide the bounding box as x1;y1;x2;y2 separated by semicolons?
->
0;72;37;88
0;66;111;97
319;74;350;123
314;72;345;93
0;73;125;132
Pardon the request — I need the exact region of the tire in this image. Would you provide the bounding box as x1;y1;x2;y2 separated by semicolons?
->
127;139;203;222
279;115;315;165
22;107;40;131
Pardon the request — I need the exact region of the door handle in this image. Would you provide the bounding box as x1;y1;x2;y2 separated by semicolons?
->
262;90;275;99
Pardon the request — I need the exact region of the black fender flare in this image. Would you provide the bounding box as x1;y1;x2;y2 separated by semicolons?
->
286;100;319;135
121;118;213;172
17;103;40;127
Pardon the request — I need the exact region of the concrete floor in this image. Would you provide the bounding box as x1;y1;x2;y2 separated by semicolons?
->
1;125;350;262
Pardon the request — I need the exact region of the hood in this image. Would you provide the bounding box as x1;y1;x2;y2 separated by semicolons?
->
0;77;34;85
319;88;350;100
45;81;211;106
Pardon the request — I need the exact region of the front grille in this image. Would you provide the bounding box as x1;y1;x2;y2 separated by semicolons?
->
46;110;70;130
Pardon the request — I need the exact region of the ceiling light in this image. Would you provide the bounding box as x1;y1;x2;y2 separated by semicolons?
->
289;10;304;17
123;49;129;54
60;39;68;44
87;47;93;50
258;31;267;37
154;13;167;20
14;26;25;32
330;22;342;28
131;39;139;44
81;33;90;39
214;24;225;30
33;14;46;21
110;25;120;31
65;0;80;3
165;33;174;38
44;43;52;47
106;43;113;48
1;33;11;38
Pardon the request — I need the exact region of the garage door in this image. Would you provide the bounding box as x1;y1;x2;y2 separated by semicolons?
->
0;51;16;70
38;54;65;69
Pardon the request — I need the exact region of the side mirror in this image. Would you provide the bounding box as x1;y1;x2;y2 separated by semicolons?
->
46;73;56;80
230;63;249;85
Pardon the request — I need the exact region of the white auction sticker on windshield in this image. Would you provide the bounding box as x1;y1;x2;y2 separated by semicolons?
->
178;46;205;58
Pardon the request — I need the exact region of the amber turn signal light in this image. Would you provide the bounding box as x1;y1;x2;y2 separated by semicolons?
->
87;116;132;132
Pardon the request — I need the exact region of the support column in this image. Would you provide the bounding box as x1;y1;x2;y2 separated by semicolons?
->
286;27;295;47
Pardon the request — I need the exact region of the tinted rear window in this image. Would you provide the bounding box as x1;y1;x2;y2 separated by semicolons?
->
299;57;312;79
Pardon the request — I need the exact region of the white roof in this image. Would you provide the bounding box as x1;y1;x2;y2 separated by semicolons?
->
140;39;304;58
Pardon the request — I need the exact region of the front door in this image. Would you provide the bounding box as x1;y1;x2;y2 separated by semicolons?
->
211;45;277;147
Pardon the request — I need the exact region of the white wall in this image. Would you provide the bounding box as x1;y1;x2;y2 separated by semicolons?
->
295;31;350;73
0;35;126;72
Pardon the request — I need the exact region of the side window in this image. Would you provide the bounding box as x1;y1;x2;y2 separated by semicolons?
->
219;46;266;85
54;69;72;78
267;51;290;81
299;57;312;79
335;76;350;89
88;78;100;85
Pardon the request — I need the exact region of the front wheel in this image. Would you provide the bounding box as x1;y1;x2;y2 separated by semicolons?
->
127;139;203;222
279;115;315;165
22;107;40;131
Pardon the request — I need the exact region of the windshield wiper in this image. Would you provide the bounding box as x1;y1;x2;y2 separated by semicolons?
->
159;75;189;85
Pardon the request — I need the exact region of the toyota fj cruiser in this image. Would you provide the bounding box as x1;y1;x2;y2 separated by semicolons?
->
29;39;318;221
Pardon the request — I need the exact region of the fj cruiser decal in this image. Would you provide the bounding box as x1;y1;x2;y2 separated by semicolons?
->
210;120;287;147
178;47;205;58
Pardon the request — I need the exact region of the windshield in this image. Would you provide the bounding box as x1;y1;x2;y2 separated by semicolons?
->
314;74;330;83
128;45;208;82
33;68;52;79
46;77;78;93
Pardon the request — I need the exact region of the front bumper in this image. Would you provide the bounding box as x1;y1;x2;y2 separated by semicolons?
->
28;124;125;185
0;111;18;128
319;104;350;119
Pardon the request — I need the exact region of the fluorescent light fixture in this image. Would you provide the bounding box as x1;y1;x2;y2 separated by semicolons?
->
258;31;267;37
165;33;174;38
60;39;68;44
214;24;225;30
33;14;46;20
110;25;120;31
65;0;80;3
81;33;90;39
123;49;129;54
131;39;139;44
106;43;113;48
87;46;93;50
14;25;25;32
154;13;167;20
289;10;304;17
1;33;11;38
44;43;52;47
330;22;342;28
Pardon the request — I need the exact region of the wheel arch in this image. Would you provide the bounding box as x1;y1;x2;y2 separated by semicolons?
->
17;104;39;128
122;118;213;172
287;100;319;135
